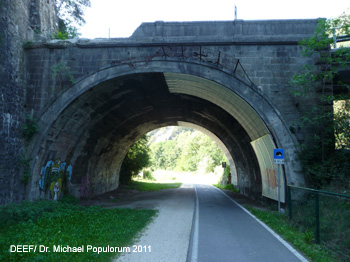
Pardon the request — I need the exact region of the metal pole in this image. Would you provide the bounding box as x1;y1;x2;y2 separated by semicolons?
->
278;164;281;215
315;192;320;244
333;28;337;48
288;185;292;220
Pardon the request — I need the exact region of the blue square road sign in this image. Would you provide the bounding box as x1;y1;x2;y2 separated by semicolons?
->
274;149;284;159
274;149;284;164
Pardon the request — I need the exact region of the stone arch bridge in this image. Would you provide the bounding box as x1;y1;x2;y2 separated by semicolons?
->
22;19;322;202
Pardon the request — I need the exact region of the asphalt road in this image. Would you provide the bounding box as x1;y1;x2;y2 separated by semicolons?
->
188;184;307;262
115;184;307;262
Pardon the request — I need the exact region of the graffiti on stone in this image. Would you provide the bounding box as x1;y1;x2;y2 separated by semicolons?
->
66;164;73;181
39;160;53;190
265;167;277;188
39;158;72;200
50;179;62;200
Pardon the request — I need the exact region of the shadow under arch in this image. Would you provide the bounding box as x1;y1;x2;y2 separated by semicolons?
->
29;58;304;202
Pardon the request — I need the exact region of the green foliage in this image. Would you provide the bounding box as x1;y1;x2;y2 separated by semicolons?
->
22;41;34;49
53;19;81;39
33;28;41;34
223;164;231;179
151;140;181;170
120;135;151;184
51;62;75;84
213;183;239;192
149;127;226;173
289;14;350;189
296;103;350;188
55;0;91;26
288;187;350;260
0;200;56;227
334;100;350;149
23;115;39;141
52;30;69;40
143;170;155;180
290;17;350;97
59;194;79;205
303;228;314;244
123;180;181;192
54;0;91;39
18;156;32;185
0;200;156;261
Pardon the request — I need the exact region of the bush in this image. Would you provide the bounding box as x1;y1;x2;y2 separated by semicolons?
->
143;170;155;180
23;115;39;141
120;135;151;184
213;183;239;193
59;194;79;205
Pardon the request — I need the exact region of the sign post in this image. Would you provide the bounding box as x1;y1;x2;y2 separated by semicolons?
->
222;162;226;168
274;149;284;215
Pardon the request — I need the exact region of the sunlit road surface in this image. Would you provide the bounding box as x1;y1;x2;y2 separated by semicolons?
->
116;183;307;262
188;184;307;262
116;184;195;262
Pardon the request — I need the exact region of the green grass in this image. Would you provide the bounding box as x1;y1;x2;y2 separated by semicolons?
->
124;180;182;191
287;193;350;260
0;199;156;261
246;207;338;262
213;183;239;192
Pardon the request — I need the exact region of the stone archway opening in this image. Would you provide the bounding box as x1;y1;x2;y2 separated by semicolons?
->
126;125;239;186
30;62;303;203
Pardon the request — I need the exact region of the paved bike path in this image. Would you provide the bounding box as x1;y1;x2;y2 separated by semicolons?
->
116;184;194;262
188;184;307;262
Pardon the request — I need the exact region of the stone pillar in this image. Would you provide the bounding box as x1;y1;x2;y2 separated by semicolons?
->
0;0;57;205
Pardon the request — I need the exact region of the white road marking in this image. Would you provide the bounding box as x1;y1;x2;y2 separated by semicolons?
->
190;185;199;262
212;185;309;262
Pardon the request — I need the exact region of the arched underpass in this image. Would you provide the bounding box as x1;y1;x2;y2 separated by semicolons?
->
29;60;304;203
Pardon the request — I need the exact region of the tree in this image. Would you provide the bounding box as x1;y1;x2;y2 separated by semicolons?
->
54;0;91;39
334;100;350;149
289;12;350;189
149;127;226;173
150;142;167;169
120;135;151;184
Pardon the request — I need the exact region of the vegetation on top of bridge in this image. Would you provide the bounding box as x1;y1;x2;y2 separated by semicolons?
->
289;12;350;192
54;0;91;39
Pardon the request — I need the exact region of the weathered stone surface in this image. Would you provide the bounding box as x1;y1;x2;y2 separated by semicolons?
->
1;2;326;204
0;0;57;205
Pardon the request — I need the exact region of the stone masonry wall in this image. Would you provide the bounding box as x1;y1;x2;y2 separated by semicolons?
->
0;0;57;205
2;16;320;203
23;20;320;200
25;20;319;144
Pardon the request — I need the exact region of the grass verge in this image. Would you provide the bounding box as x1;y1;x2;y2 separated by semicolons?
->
0;198;157;261
213;183;239;192
124;180;182;191
246;207;337;262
